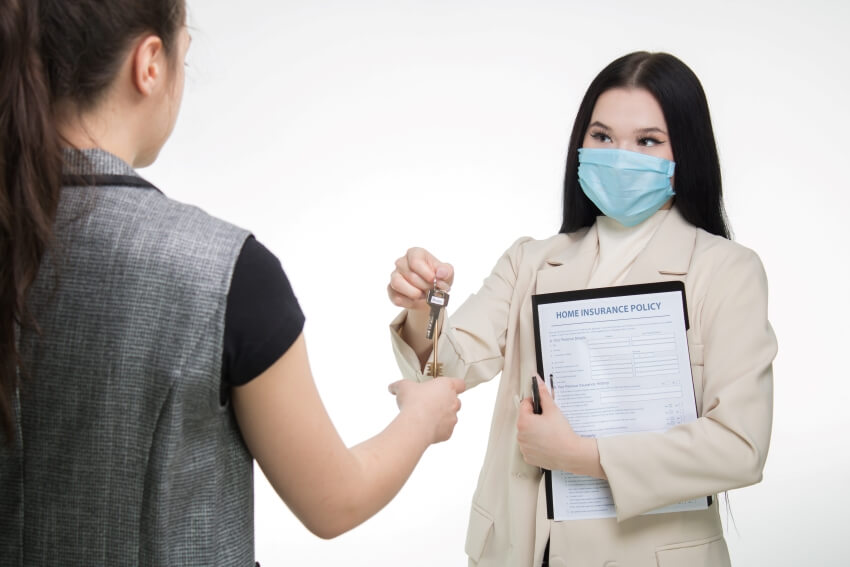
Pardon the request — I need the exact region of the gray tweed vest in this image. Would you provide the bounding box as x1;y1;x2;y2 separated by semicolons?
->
0;150;255;566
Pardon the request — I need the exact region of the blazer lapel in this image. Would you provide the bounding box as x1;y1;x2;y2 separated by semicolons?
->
535;208;697;295
624;207;696;285
535;224;599;294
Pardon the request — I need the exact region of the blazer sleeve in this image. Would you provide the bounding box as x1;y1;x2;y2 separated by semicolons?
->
389;237;533;389
597;245;777;521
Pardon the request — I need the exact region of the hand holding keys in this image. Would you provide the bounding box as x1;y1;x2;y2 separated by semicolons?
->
386;247;453;377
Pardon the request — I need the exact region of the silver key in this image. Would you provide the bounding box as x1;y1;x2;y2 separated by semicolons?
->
425;287;449;340
424;282;450;378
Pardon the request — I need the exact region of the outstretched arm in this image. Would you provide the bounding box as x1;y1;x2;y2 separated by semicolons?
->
232;333;464;539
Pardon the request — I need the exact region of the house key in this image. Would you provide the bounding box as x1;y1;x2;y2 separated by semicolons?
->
424;280;449;377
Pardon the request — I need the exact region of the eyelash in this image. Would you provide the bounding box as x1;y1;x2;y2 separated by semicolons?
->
590;131;665;147
639;137;663;147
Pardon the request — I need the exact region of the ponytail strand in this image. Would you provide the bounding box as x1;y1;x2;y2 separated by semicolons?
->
0;0;62;444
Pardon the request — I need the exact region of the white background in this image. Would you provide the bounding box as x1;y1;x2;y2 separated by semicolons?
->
146;1;849;564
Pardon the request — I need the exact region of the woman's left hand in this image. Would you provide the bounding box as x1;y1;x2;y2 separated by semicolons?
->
516;376;607;479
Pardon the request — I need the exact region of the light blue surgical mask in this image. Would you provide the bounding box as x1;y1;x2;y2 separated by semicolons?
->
577;148;676;227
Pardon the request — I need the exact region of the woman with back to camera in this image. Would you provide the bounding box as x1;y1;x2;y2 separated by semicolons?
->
388;51;776;566
0;1;465;565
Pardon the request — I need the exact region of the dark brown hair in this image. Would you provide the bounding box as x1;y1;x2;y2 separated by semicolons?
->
0;0;185;443
560;51;730;239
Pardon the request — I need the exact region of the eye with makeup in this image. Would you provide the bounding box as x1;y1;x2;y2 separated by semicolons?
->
588;130;612;143
638;136;664;147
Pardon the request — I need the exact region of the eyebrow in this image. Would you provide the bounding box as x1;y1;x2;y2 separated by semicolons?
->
588;121;668;136
635;127;668;136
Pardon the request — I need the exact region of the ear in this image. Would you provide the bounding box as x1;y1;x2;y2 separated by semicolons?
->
131;35;166;96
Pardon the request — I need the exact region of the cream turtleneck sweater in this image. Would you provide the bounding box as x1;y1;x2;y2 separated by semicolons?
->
587;208;670;288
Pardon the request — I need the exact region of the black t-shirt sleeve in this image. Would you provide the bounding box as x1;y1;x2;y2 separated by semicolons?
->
222;236;305;386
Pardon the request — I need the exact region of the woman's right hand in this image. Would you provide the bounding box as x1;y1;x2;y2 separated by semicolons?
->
387;247;454;311
389;377;466;444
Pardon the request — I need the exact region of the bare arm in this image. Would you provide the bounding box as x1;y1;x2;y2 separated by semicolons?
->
232;333;464;539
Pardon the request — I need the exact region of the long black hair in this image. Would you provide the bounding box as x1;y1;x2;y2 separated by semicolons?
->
560;51;730;238
0;0;185;443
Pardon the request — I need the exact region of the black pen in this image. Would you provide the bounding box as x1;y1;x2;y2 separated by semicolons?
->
531;376;542;415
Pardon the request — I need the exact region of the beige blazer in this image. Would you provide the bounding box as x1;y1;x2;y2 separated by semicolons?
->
391;208;776;567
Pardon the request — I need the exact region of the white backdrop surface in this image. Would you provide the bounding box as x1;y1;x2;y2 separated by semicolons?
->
145;1;850;565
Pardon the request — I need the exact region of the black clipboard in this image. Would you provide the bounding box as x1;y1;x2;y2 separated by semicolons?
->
531;281;710;519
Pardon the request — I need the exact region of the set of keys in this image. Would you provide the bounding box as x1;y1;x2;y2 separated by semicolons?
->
424;280;449;378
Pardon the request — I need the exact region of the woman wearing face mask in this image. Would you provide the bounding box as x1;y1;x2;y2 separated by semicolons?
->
387;52;776;566
0;2;465;565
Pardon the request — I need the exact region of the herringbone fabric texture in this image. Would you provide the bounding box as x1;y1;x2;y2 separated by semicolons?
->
1;149;254;566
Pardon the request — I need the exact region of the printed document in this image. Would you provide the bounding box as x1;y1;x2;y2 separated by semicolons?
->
532;282;709;521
